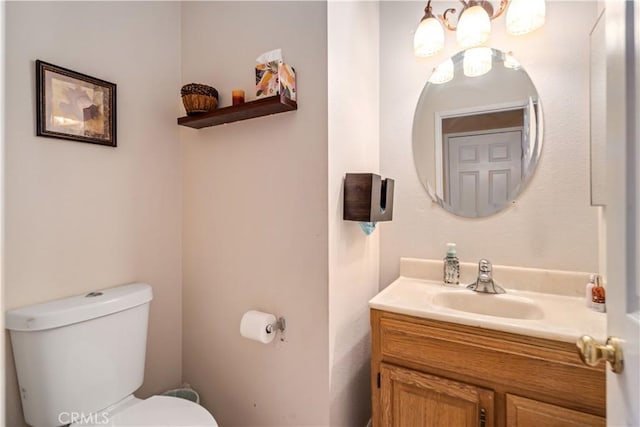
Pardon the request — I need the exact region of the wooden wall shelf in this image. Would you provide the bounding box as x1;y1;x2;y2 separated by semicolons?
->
177;95;297;129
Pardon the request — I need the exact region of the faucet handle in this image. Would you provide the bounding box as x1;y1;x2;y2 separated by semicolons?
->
478;259;492;273
468;259;505;294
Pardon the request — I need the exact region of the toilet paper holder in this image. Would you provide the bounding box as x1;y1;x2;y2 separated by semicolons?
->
266;317;286;334
240;310;286;344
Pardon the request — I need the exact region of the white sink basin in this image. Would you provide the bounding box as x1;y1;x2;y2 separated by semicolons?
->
432;290;545;320
369;259;607;343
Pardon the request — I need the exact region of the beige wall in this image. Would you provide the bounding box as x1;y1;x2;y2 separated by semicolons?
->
3;2;603;427
327;2;379;426
3;2;183;425
379;1;600;287
180;2;330;426
1;2;6;425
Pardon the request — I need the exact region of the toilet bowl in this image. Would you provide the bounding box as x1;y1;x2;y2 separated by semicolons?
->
6;283;218;427
71;395;218;427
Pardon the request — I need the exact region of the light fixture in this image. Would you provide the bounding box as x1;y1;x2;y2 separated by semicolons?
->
506;0;546;35
503;51;521;70
429;58;455;84
463;47;493;77
413;1;445;57
413;0;546;58
456;5;491;48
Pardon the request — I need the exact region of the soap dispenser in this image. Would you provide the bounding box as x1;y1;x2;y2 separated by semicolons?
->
443;243;460;285
585;274;597;309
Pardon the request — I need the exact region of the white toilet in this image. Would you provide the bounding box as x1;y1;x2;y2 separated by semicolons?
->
6;283;218;427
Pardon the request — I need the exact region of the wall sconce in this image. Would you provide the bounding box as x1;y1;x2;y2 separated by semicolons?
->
413;0;546;58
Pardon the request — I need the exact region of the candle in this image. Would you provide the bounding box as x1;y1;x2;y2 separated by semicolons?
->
232;89;245;105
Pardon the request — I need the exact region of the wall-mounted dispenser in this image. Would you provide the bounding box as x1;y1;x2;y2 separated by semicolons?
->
343;173;394;223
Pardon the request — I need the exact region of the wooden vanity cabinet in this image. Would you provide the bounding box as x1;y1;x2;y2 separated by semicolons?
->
380;363;495;426
371;309;606;427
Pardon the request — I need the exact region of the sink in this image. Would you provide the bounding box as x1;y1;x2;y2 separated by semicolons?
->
432;290;545;320
369;261;607;342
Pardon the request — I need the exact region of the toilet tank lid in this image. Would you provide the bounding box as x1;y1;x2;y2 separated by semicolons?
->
5;283;153;332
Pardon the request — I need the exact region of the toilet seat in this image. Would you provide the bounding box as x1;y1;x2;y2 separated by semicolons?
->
74;395;218;427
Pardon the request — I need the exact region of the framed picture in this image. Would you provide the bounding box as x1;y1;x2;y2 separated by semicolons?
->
36;60;116;147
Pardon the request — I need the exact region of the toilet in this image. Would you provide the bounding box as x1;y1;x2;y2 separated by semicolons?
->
5;283;218;427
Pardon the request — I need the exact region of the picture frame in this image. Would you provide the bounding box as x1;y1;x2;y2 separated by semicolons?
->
36;60;117;147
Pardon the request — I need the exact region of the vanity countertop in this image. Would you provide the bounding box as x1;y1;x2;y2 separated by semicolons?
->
369;275;607;344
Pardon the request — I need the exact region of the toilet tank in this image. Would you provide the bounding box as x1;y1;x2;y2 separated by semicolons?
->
5;283;153;427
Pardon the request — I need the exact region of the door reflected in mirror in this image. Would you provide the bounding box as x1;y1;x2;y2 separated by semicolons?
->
413;48;544;218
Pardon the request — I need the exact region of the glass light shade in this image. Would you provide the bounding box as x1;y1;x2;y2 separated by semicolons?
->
503;52;521;70
429;58;454;84
506;0;546;35
414;17;445;57
463;47;493;77
456;5;491;48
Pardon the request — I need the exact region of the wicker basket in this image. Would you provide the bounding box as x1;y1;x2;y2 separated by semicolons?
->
181;83;219;115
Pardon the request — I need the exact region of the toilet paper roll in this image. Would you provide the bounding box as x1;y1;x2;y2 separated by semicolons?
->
240;310;277;344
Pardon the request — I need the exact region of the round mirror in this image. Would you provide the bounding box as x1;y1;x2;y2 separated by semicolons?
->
412;48;543;218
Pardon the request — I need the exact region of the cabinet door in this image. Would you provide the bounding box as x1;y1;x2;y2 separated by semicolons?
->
506;394;605;427
380;363;494;427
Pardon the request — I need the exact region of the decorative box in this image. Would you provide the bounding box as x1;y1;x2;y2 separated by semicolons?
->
343;173;394;222
255;61;296;101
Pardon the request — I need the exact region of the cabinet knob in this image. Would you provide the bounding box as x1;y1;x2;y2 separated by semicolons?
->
576;335;624;374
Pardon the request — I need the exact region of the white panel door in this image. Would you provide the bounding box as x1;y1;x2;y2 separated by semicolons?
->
604;2;639;426
446;129;522;217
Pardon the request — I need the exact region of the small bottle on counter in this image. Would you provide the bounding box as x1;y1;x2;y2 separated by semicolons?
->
591;276;606;313
443;243;460;286
585;274;597;309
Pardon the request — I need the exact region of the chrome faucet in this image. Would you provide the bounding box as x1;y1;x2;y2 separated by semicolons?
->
467;259;506;294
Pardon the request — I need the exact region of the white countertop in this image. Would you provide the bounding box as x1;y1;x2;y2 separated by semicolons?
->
369;276;607;343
